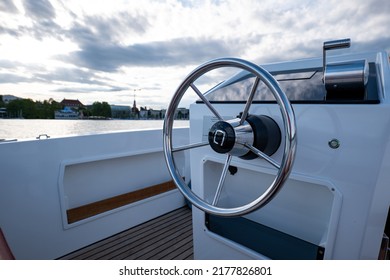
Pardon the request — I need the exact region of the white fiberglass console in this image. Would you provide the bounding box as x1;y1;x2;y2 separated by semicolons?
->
164;39;390;259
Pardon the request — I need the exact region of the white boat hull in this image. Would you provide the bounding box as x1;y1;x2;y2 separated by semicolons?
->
0;128;189;259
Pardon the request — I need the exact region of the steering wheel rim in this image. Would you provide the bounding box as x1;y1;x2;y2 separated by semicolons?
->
163;57;297;217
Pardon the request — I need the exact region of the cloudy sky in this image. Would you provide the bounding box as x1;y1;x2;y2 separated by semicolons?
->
0;0;389;109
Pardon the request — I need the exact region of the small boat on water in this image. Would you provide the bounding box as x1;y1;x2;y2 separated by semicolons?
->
0;39;389;260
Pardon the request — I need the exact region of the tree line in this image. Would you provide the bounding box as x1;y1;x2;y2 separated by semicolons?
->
0;96;111;119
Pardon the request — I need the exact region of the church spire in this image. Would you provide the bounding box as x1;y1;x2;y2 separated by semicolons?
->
133;94;136;110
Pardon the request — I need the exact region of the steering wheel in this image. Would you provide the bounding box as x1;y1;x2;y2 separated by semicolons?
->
163;58;297;217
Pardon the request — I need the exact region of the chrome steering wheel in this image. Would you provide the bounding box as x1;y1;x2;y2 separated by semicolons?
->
163;58;296;217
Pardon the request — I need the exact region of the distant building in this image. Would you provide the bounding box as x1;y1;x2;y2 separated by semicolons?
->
55;99;84;120
111;105;131;119
60;99;84;110
139;107;148;119
175;108;189;119
138;107;159;119
137;107;187;120
149;109;162;119
160;109;167;119
0;107;7;118
54;107;80;119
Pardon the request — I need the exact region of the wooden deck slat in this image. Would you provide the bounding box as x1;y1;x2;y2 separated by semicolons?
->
59;206;193;260
171;240;194;260
79;208;191;260
145;229;193;260
86;210;191;260
146;231;193;260
61;207;189;260
105;211;192;259
125;220;193;260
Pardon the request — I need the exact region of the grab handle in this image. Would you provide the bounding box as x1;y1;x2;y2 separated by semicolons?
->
322;38;351;81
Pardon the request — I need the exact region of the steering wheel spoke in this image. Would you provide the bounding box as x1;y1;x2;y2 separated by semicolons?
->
244;143;281;169
240;76;261;125
172;141;209;152
190;83;224;121
212;154;232;206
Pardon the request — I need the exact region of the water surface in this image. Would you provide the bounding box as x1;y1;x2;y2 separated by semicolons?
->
0;119;188;140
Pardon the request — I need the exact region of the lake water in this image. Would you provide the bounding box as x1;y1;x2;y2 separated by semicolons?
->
0;119;189;140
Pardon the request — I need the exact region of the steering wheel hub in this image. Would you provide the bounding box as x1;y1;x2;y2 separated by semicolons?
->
208;118;255;157
208;115;282;159
208;120;236;154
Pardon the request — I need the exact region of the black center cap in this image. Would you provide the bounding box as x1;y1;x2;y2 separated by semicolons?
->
208;121;235;154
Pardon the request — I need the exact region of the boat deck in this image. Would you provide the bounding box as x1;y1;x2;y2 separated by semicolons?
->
59;206;193;260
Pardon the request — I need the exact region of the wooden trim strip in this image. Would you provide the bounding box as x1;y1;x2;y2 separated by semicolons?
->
67;180;177;224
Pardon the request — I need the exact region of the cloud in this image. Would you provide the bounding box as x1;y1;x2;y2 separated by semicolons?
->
0;0;388;108
35;67;105;85
0;73;32;84
87;12;151;38
64;37;237;72
67;12;151;45
20;0;65;40
23;0;56;20
0;1;61;40
0;26;21;37
53;85;128;93
33;67;135;95
0;61;125;96
0;0;19;13
0;59;24;69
